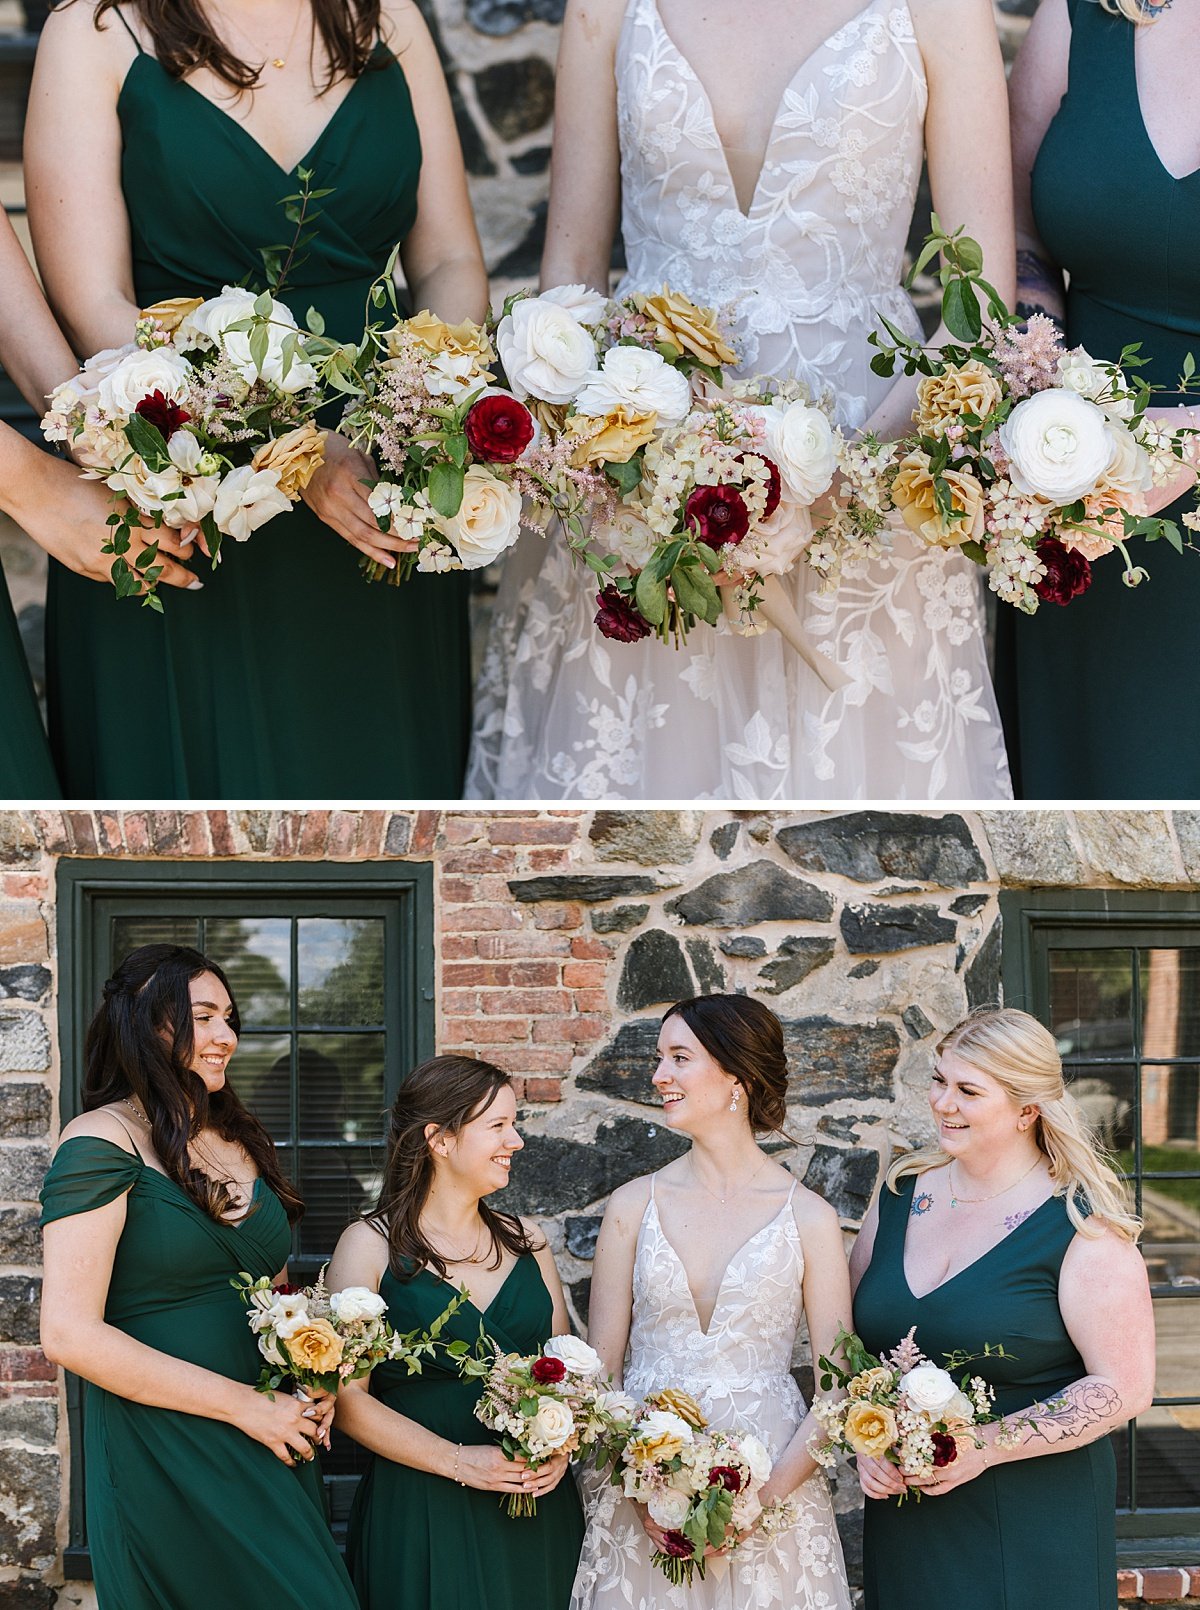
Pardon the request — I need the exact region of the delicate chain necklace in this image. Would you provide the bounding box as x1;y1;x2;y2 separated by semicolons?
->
217;0;309;72
427;1220;491;1265
949;1156;1043;1209
122;1096;149;1125
689;1151;771;1207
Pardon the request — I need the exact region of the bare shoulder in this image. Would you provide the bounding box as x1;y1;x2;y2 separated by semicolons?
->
335;1215;389;1256
603;1173;654;1231
378;0;441;58
790;1179;843;1237
1062;1220;1147;1282
561;0;628;52
39;2;134;77
56;1106;138;1155
330;1215;390;1286
909;0;1005;59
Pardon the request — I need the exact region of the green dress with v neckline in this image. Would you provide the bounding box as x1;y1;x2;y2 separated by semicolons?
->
38;1135;359;1609
852;1173;1116;1610
45;42;472;798
345;1257;584;1610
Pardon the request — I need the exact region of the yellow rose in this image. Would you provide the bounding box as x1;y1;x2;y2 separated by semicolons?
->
646;1388;708;1430
843;1400;898;1458
399;309;493;363
281;1318;344;1375
632;287;737;368
915;361;1003;435
140;296;204;334
848;1367;895;1400
629;1430;686;1466
892;451;986;548
565;406;658;468
251;423;326;499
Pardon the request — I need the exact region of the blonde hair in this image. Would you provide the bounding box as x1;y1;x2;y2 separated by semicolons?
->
887;1007;1141;1241
1100;0;1157;22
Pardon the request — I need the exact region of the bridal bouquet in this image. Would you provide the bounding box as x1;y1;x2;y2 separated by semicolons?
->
42;288;326;609
468;1333;631;1516
821;222;1196;613
233;1268;466;1396
808;1326;1012;1501
616;1388;772;1586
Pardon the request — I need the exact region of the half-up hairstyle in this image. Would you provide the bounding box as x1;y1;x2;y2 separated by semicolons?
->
84;943;304;1225
662;995;789;1135
368;1056;539;1281
87;0;383;93
887;1007;1141;1241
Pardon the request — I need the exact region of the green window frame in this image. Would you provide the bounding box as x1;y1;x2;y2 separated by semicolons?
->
55;858;435;1575
1002;889;1200;1564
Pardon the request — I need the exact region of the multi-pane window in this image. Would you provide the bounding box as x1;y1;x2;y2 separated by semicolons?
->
1002;892;1200;1540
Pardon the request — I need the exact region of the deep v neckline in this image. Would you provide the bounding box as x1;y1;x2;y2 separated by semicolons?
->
899;1179;1059;1302
650;1190;795;1338
1129;25;1200;187
646;0;889;219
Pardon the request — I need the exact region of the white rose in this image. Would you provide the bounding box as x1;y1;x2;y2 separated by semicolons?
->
177;286;257;352
647;1488;692;1529
574;346;691;426
181;286;317;394
899;1364;961;1417
999;388;1115;504
97;346;192;418
749;399;837;505
1099;422;1153;503
539;283;611;325
943;1390;976;1424
496;296;596;404
530;1398;575;1451
738;1434;772;1486
595;510;656;570
436;465;522;568
543;1334;603;1376
1056;347;1107;401
329;1287;388;1324
594;1389;638;1421
213;463;292;542
636;1409;695;1445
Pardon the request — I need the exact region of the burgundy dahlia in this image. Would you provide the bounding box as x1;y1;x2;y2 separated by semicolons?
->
531;1355;567;1385
135;389;191;439
658;1530;694;1559
465;392;535;462
595;584;652;643
1034;536;1092;607
685;483;750;549
930;1432;958;1469
707;1465;744;1494
740;451;782;518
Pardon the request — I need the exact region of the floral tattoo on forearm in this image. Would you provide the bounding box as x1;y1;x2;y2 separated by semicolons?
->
1004;1379;1123;1449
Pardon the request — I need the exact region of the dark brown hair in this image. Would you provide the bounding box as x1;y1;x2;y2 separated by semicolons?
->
368;1056;538;1281
89;0;382;93
83;943;304;1225
662;994;789;1134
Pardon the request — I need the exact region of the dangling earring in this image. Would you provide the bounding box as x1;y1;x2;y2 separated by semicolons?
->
729;1086;742;1113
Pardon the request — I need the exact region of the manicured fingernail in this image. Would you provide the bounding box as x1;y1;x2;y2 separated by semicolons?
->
187;579;204;590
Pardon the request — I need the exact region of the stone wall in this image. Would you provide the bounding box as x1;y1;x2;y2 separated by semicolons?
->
0;804;1192;1603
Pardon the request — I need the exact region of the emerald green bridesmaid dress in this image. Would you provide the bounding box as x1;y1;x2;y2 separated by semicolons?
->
346;1258;584;1610
45;35;471;797
996;0;1200;797
0;564;57;797
39;1137;359;1610
853;1175;1116;1610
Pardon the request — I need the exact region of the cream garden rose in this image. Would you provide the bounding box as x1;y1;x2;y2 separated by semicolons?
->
647;1488;692;1530
892;452;986;547
543;1334;603;1376
916;360;1003;435
250;423;326;499
999;387;1115;504
530;1397;575;1451
276;1316;344;1375
97;346;192;417
573;346;692;427
496;295;597;404
436;466;523;568
899;1364;961;1416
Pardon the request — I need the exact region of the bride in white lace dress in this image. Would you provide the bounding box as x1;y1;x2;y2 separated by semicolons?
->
572;997;853;1610
466;0;1014;800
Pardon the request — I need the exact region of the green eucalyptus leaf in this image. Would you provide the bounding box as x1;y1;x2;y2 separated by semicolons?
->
635;566;668;626
428;461;465;519
124;412;171;473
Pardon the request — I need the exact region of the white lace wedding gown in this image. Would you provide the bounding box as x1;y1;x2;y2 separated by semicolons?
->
570;1179;852;1610
466;0;1012;801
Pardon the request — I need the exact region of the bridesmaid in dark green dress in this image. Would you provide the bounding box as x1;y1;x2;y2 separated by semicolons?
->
39;944;358;1609
25;0;487;796
999;0;1200;797
849;1008;1154;1610
329;1056;584;1610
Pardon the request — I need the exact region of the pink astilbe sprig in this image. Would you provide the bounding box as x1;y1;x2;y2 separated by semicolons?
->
992;313;1067;401
887;1327;924;1374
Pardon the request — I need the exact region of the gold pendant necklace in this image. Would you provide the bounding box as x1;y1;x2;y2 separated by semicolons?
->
949;1156;1042;1208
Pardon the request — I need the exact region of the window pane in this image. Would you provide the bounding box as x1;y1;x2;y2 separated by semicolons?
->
1130;1407;1200;1509
1154;1298;1200;1398
298;918;384;1026
1048;948;1135;1061
111;916;200;967
1140;1063;1200;1153
297;1033;386;1144
1064;1064;1136;1155
231;1034;292;1140
1140;949;1200;1062
295;1144;385;1262
205;918;291;1027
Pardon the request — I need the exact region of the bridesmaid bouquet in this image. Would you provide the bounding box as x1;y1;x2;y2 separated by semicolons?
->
615;1389;772;1586
820;221;1197;613
42;288;327;609
233;1268;466;1396
808;1326;1012;1502
467;1333;630;1517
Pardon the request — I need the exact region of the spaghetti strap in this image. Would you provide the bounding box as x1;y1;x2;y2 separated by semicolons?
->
108;1110;147;1158
110;6;144;50
648;1173;657;1202
785;1179;797;1206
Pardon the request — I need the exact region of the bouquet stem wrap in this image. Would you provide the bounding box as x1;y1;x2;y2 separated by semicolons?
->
722;575;851;693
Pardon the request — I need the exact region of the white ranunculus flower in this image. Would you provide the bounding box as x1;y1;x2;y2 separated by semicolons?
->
329;1287;388;1324
942;1390;976;1424
899;1364;961;1417
495;296;597;403
749;399;837;505
999;388;1115;504
573;346;692;426
595;510;657;570
436;465;522;568
530;1398;575;1450
543;1334;603;1376
738;1434;772;1486
213;463;292;542
647;1488;692;1529
181;286;317;395
539;283;611;325
97;346;192;418
636;1409;696;1445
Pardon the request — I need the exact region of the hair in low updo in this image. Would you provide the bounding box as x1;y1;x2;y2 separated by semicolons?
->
662;995;789;1134
887;1007;1141;1242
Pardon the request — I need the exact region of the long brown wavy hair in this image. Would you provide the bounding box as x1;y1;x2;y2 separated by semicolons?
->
87;0;383;92
84;943;304;1225
368;1056;538;1281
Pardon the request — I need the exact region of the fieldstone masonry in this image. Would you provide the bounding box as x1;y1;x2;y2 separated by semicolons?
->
0;805;1196;1603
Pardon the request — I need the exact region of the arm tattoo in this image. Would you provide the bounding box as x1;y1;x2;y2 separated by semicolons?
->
1014;1379;1123;1448
1016;248;1066;330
